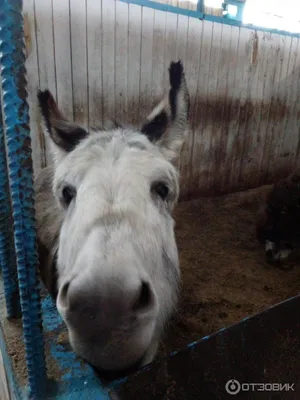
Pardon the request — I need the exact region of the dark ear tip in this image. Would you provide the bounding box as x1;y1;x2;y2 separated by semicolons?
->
37;89;57;119
37;89;50;102
169;60;184;89
37;89;56;108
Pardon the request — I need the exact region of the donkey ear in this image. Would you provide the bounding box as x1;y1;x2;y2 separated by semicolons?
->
37;90;88;154
140;60;190;162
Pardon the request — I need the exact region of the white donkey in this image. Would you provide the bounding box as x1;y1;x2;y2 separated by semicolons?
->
35;61;190;380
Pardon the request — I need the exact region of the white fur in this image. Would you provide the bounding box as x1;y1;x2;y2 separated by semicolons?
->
265;240;275;252
273;249;291;261
36;62;189;374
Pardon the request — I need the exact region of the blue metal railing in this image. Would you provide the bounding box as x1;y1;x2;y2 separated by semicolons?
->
0;0;47;398
120;0;300;39
0;96;21;319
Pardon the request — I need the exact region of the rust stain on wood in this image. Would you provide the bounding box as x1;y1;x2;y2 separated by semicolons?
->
251;31;259;66
84;92;298;202
23;13;32;60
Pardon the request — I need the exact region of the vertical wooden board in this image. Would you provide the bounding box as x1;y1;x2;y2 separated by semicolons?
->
70;0;88;128
163;11;177;88
290;39;300;169
183;17;202;199
175;14;188;71
219;25;240;192
258;34;298;184
101;0;116;119
151;10;166;109
273;37;300;175
203;22;223;193
115;1;129;124
194;20;214;194
227;28;253;191
139;7;154;122
182;0;197;10
266;35;293;182
242;31;277;188
162;11;178;175
188;19;203;132
190;19;206;194
23;0;45;175
128;4;142;126
252;34;282;185
86;0;102;129
52;0;73;118
34;0;57;166
220;25;242;191
34;0;56;94
263;34;289;181
209;23;231;193
238;30;265;188
175;14;189;197
231;28;258;191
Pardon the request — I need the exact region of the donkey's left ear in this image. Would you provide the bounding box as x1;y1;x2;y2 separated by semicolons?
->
140;60;190;162
37;90;89;155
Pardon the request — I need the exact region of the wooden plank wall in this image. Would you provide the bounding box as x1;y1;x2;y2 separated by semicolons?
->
154;0;197;11
23;0;300;200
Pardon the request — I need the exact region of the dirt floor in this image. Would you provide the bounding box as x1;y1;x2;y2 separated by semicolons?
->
160;184;300;355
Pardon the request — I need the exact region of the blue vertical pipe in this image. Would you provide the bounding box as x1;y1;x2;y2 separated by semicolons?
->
197;0;204;13
0;0;47;398
0;98;21;318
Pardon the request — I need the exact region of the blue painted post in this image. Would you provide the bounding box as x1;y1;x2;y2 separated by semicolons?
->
0;99;22;318
197;0;204;13
0;0;47;398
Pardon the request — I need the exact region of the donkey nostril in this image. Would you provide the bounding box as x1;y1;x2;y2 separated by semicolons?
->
58;281;70;309
132;281;152;312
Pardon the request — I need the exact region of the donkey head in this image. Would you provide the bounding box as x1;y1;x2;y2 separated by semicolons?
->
256;172;300;264
37;61;189;379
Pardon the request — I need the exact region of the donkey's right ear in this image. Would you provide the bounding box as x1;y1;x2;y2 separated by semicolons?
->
37;90;89;153
140;60;190;163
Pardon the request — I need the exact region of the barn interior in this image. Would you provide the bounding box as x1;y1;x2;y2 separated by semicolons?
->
1;0;300;399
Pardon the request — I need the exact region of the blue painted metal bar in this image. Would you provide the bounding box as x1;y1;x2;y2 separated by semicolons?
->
120;0;300;39
197;0;204;13
0;98;22;318
40;295;114;399
0;0;47;398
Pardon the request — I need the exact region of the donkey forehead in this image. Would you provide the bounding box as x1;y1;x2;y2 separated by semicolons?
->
88;128;152;151
54;128;177;185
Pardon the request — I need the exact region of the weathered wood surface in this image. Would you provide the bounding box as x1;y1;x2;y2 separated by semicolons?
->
24;0;300;200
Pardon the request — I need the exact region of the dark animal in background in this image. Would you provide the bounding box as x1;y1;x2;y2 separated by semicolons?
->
256;172;300;264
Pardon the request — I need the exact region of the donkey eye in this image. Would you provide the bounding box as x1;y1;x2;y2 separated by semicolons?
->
153;182;169;200
62;186;76;206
